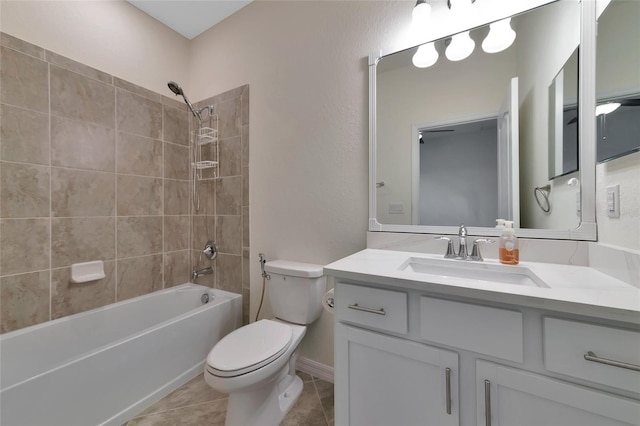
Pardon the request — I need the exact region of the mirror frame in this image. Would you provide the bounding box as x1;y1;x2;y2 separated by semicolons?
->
369;0;597;240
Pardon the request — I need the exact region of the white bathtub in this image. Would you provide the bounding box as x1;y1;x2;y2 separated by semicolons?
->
0;283;242;426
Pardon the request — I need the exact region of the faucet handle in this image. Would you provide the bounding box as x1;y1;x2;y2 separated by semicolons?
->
470;238;494;261
435;236;457;258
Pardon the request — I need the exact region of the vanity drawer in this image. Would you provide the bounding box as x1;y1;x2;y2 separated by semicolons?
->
544;317;640;394
336;283;407;334
420;297;523;362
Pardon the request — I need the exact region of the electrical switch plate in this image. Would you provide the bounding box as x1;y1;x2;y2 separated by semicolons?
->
388;203;404;214
606;184;620;218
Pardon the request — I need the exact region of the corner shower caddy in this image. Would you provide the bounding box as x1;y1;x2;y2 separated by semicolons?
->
193;110;219;181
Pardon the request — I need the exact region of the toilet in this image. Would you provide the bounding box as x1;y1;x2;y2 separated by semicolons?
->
204;260;326;426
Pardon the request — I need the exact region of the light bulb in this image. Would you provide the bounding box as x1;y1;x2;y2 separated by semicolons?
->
595;102;621;116
482;18;516;53
412;2;431;26
445;31;475;61
412;42;439;68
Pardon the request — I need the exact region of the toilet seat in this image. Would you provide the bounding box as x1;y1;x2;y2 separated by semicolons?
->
206;320;293;377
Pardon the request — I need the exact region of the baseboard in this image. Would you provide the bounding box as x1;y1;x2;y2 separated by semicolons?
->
297;357;334;383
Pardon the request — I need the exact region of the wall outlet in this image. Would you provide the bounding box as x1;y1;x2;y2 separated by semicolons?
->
388;203;404;214
606;184;620;218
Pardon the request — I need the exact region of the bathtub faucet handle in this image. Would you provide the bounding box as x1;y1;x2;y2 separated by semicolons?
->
203;241;217;260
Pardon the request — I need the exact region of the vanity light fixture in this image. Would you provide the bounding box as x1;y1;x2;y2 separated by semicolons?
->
412;42;439;68
482;18;516;53
595;102;621;116
445;31;475;61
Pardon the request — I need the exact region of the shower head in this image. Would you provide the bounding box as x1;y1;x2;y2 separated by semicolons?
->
167;80;200;121
167;81;183;97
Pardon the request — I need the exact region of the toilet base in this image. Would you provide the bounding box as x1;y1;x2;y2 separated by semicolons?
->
225;366;303;426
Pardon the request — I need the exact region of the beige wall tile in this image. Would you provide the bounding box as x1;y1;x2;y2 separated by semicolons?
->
216;253;242;294
164;215;189;252
242;248;250;288
117;89;162;139
1;33;44;59
0;219;50;275
117;175;162;216
45;50;112;84
51;115;116;172
0;46;48;112
241;85;249;126
0;162;50;218
219;137;241;177
163;106;189;146
241;124;249;168
243;206;249;248
0;271;50;333
117;216;163;258
217;96;241;139
216;215;242;255
117;254;163;301
51;168;115;217
196;180;216;215
216;176;241;215
114;78;162;103
164;179;190;215
0;105;50;165
117;132;163;177
51;261;116;319
162;94;188;112
164;250;190;288
50;65;115;127
164;142;189;180
51;217;115;268
192;215;215;250
242;166;249;208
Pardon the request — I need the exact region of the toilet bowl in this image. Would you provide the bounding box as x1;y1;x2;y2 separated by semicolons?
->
204;260;326;426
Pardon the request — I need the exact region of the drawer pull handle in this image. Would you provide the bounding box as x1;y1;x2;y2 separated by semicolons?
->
484;379;491;426
347;303;386;316
445;367;452;415
584;351;640;372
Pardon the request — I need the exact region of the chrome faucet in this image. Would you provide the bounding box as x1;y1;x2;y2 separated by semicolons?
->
457;224;468;259
435;224;493;261
192;267;213;281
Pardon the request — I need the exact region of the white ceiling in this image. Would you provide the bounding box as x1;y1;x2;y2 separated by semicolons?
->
127;0;253;40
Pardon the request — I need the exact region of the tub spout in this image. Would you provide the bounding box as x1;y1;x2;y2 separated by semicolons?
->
192;267;213;281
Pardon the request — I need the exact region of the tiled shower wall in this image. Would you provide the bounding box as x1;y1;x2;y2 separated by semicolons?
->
190;86;250;325
0;33;250;332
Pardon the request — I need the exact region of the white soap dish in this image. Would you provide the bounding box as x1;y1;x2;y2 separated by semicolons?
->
71;261;106;283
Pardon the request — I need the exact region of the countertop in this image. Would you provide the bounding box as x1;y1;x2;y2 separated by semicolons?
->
324;249;640;324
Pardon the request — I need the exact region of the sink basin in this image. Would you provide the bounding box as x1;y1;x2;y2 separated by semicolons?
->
399;257;548;288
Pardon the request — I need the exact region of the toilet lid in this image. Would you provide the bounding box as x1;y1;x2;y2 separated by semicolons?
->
207;320;293;377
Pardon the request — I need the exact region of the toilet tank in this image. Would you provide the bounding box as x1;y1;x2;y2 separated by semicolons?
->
264;260;326;325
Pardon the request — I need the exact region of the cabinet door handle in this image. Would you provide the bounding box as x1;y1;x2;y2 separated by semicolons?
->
445;368;452;415
484;379;491;426
584;351;640;372
347;303;386;316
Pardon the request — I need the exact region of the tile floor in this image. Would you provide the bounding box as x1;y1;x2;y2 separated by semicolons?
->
124;371;334;426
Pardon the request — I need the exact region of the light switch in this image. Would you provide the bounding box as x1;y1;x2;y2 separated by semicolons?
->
388;203;404;214
606;185;620;218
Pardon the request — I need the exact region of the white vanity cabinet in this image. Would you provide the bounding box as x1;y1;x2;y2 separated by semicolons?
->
333;280;640;426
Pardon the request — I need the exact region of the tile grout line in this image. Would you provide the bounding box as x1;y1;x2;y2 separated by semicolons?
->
129;397;229;422
114;85;119;302
48;60;53;321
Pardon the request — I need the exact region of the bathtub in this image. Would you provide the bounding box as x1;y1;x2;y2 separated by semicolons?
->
0;283;242;426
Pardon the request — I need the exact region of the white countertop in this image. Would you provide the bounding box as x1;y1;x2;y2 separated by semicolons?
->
324;249;640;324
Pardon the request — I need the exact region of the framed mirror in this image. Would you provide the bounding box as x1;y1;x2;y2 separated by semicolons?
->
595;0;640;164
369;0;597;240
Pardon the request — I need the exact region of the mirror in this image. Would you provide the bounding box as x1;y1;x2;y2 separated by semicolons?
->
596;0;640;163
370;0;597;239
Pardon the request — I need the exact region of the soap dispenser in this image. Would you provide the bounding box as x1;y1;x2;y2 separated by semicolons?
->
499;220;519;265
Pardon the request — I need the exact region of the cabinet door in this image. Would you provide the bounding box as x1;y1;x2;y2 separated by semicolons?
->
476;360;640;426
335;324;459;426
